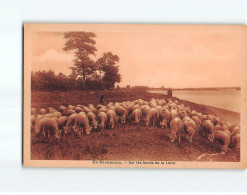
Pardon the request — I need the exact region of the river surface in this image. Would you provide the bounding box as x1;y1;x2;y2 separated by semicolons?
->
149;89;241;113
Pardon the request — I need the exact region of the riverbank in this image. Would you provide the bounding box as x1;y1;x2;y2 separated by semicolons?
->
173;98;240;126
149;89;241;113
30;90;240;162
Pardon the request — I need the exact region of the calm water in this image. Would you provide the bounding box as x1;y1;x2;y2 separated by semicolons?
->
149;89;241;113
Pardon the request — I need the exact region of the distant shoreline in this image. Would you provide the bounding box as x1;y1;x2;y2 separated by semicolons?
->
148;87;241;91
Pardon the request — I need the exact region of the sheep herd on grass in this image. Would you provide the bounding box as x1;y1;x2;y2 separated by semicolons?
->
31;98;240;155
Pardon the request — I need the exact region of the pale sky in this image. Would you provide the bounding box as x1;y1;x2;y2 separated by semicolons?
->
30;24;246;88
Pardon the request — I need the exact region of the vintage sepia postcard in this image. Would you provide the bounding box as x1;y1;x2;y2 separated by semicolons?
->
23;24;247;168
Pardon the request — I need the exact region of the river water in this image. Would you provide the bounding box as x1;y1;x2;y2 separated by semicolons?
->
149;89;241;113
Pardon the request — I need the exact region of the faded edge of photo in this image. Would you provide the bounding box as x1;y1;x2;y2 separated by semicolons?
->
23;23;247;168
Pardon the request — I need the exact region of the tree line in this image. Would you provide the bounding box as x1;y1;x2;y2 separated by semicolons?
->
32;31;121;91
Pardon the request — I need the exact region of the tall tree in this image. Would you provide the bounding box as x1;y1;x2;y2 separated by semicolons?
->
63;31;97;88
96;52;121;90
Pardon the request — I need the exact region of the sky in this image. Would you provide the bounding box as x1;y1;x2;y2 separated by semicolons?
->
30;24;246;88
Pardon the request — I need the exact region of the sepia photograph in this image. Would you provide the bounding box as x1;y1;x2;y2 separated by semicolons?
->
23;24;246;168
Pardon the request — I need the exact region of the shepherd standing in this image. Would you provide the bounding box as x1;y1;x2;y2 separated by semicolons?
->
99;93;105;105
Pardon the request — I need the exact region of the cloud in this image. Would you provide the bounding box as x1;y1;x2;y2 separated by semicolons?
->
32;49;74;75
35;49;73;62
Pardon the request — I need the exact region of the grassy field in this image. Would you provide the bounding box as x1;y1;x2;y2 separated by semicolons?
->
31;90;240;162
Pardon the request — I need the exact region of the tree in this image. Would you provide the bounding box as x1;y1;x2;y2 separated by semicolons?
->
63;31;97;88
31;70;59;91
126;85;131;90
96;52;121;90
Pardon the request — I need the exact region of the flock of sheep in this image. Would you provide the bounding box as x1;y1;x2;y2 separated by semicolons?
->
31;98;240;155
